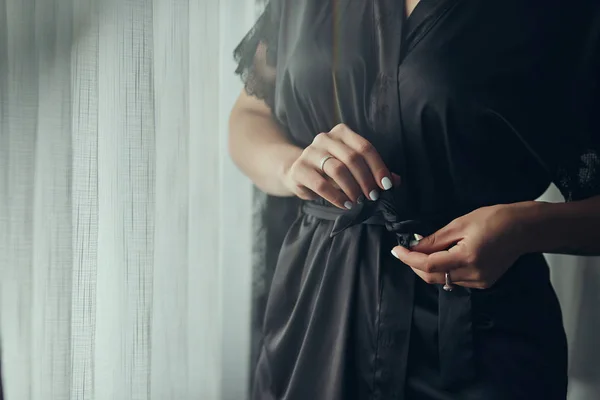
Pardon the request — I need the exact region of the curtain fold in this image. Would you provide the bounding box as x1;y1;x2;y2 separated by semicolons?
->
0;0;255;399
0;1;598;400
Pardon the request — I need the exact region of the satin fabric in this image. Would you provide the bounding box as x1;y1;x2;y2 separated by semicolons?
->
234;1;600;399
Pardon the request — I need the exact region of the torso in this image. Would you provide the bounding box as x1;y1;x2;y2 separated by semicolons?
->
274;0;577;213
252;2;599;399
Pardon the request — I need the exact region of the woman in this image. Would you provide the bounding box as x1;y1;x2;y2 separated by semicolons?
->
229;1;600;399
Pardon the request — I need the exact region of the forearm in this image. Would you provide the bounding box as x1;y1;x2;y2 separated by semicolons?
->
228;107;302;196
512;196;600;256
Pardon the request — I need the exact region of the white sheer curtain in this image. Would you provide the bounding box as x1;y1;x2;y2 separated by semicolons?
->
0;0;255;399
0;1;599;400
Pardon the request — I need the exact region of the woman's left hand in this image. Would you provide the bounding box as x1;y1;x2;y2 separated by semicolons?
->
391;204;527;289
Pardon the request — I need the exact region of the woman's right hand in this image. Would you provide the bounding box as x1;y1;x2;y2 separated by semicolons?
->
282;123;399;210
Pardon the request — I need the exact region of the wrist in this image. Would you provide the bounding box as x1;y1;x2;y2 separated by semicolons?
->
275;144;303;190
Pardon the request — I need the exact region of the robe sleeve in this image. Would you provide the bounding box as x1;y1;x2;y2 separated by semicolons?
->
233;1;280;110
553;9;600;202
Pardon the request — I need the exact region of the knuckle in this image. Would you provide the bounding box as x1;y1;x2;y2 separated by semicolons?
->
356;141;374;155
465;252;479;266
297;151;311;164
313;179;329;193
329;161;346;177
346;151;362;165
423;262;436;273
450;218;466;231
332;123;347;132
312;132;327;145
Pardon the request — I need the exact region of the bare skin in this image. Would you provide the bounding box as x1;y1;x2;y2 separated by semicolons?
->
405;0;421;18
229;90;396;210
229;0;600;290
227;0;420;209
230;94;600;291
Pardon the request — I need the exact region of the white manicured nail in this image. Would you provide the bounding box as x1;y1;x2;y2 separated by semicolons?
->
344;201;353;210
414;234;424;241
381;177;393;190
391;249;399;259
369;190;379;201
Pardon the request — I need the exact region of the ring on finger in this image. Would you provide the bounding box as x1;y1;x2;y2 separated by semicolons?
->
443;272;454;292
319;155;335;173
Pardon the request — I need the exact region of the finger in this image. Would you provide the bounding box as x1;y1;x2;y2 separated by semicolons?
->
458;281;495;290
416;266;478;282
295;185;319;201
410;268;445;285
411;267;481;287
299;167;352;209
330;124;394;191
322;159;364;203
307;149;363;203
327;178;341;190
410;222;463;254
313;132;379;200
391;245;463;273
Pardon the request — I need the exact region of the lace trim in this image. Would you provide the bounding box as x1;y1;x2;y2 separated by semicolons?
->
233;4;278;109
556;149;600;201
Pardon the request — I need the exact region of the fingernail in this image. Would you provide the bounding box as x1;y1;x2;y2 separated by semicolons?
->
357;195;365;204
344;201;353;210
409;240;419;248
414;234;424;241
381;177;393;190
391;249;399;259
369;190;379;201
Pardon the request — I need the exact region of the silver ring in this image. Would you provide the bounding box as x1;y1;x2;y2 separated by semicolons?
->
443;272;454;292
319;155;335;172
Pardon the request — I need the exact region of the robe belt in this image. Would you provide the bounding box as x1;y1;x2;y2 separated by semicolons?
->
301;190;476;389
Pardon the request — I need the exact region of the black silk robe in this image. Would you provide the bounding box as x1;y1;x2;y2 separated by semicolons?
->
234;1;600;399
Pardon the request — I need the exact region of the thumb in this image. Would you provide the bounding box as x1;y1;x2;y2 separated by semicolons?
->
410;225;458;254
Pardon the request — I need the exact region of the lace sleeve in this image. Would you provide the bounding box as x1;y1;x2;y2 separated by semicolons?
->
555;146;600;202
234;2;279;110
554;12;600;202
